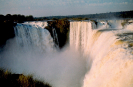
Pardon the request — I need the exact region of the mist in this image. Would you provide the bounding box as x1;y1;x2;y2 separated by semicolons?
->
0;36;86;87
1;19;133;87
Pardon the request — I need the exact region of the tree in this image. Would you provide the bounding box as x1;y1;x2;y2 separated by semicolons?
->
5;14;12;21
52;18;58;20
26;15;34;21
0;14;4;22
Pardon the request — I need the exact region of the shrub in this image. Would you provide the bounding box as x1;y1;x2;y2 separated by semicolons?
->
0;68;52;87
121;21;127;27
121;19;130;27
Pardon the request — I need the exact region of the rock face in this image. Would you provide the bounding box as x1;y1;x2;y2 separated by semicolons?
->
0;21;16;47
45;19;70;48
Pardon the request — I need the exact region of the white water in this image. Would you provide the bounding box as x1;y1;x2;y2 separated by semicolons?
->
29;21;59;48
14;23;54;52
0;22;86;87
97;19;133;29
52;28;59;48
125;23;133;30
28;21;48;28
0;20;133;87
70;21;133;87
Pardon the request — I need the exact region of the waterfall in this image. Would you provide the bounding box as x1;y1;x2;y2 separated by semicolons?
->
14;23;54;53
124;22;133;30
0;22;86;87
28;21;59;48
70;21;133;87
0;20;133;87
52;28;59;48
70;21;96;53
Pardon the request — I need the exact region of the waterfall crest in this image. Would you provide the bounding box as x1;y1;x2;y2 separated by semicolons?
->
27;21;48;28
14;23;54;52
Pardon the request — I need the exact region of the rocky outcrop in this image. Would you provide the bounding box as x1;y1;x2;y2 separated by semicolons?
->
45;19;70;48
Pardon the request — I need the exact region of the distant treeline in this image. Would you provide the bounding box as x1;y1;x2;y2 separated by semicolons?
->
0;14;34;23
36;10;133;21
1;10;133;22
70;10;133;19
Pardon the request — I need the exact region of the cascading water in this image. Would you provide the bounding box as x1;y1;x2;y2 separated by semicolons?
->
52;28;59;48
14;23;54;52
0;19;133;87
70;21;133;87
97;21;111;29
29;21;59;48
106;19;124;29
124;23;133;30
28;21;48;28
0;22;86;87
70;21;96;53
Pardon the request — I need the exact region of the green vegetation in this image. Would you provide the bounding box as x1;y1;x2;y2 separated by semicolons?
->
51;18;58;20
36;10;133;21
1;10;133;22
0;14;34;23
0;69;51;87
69;17;89;21
45;19;70;48
129;43;133;47
121;21;127;27
121;19;130;27
34;17;49;21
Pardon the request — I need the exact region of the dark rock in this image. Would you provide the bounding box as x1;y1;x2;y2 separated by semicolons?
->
46;19;70;48
0;21;16;48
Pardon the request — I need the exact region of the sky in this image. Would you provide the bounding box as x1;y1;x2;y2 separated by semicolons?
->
0;0;133;17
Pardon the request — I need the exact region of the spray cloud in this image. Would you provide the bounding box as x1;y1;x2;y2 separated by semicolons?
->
0;23;86;87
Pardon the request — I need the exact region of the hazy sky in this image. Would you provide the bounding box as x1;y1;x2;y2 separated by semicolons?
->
0;0;133;17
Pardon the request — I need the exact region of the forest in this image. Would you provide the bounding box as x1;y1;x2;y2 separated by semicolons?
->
1;10;133;22
0;14;34;23
39;10;133;20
